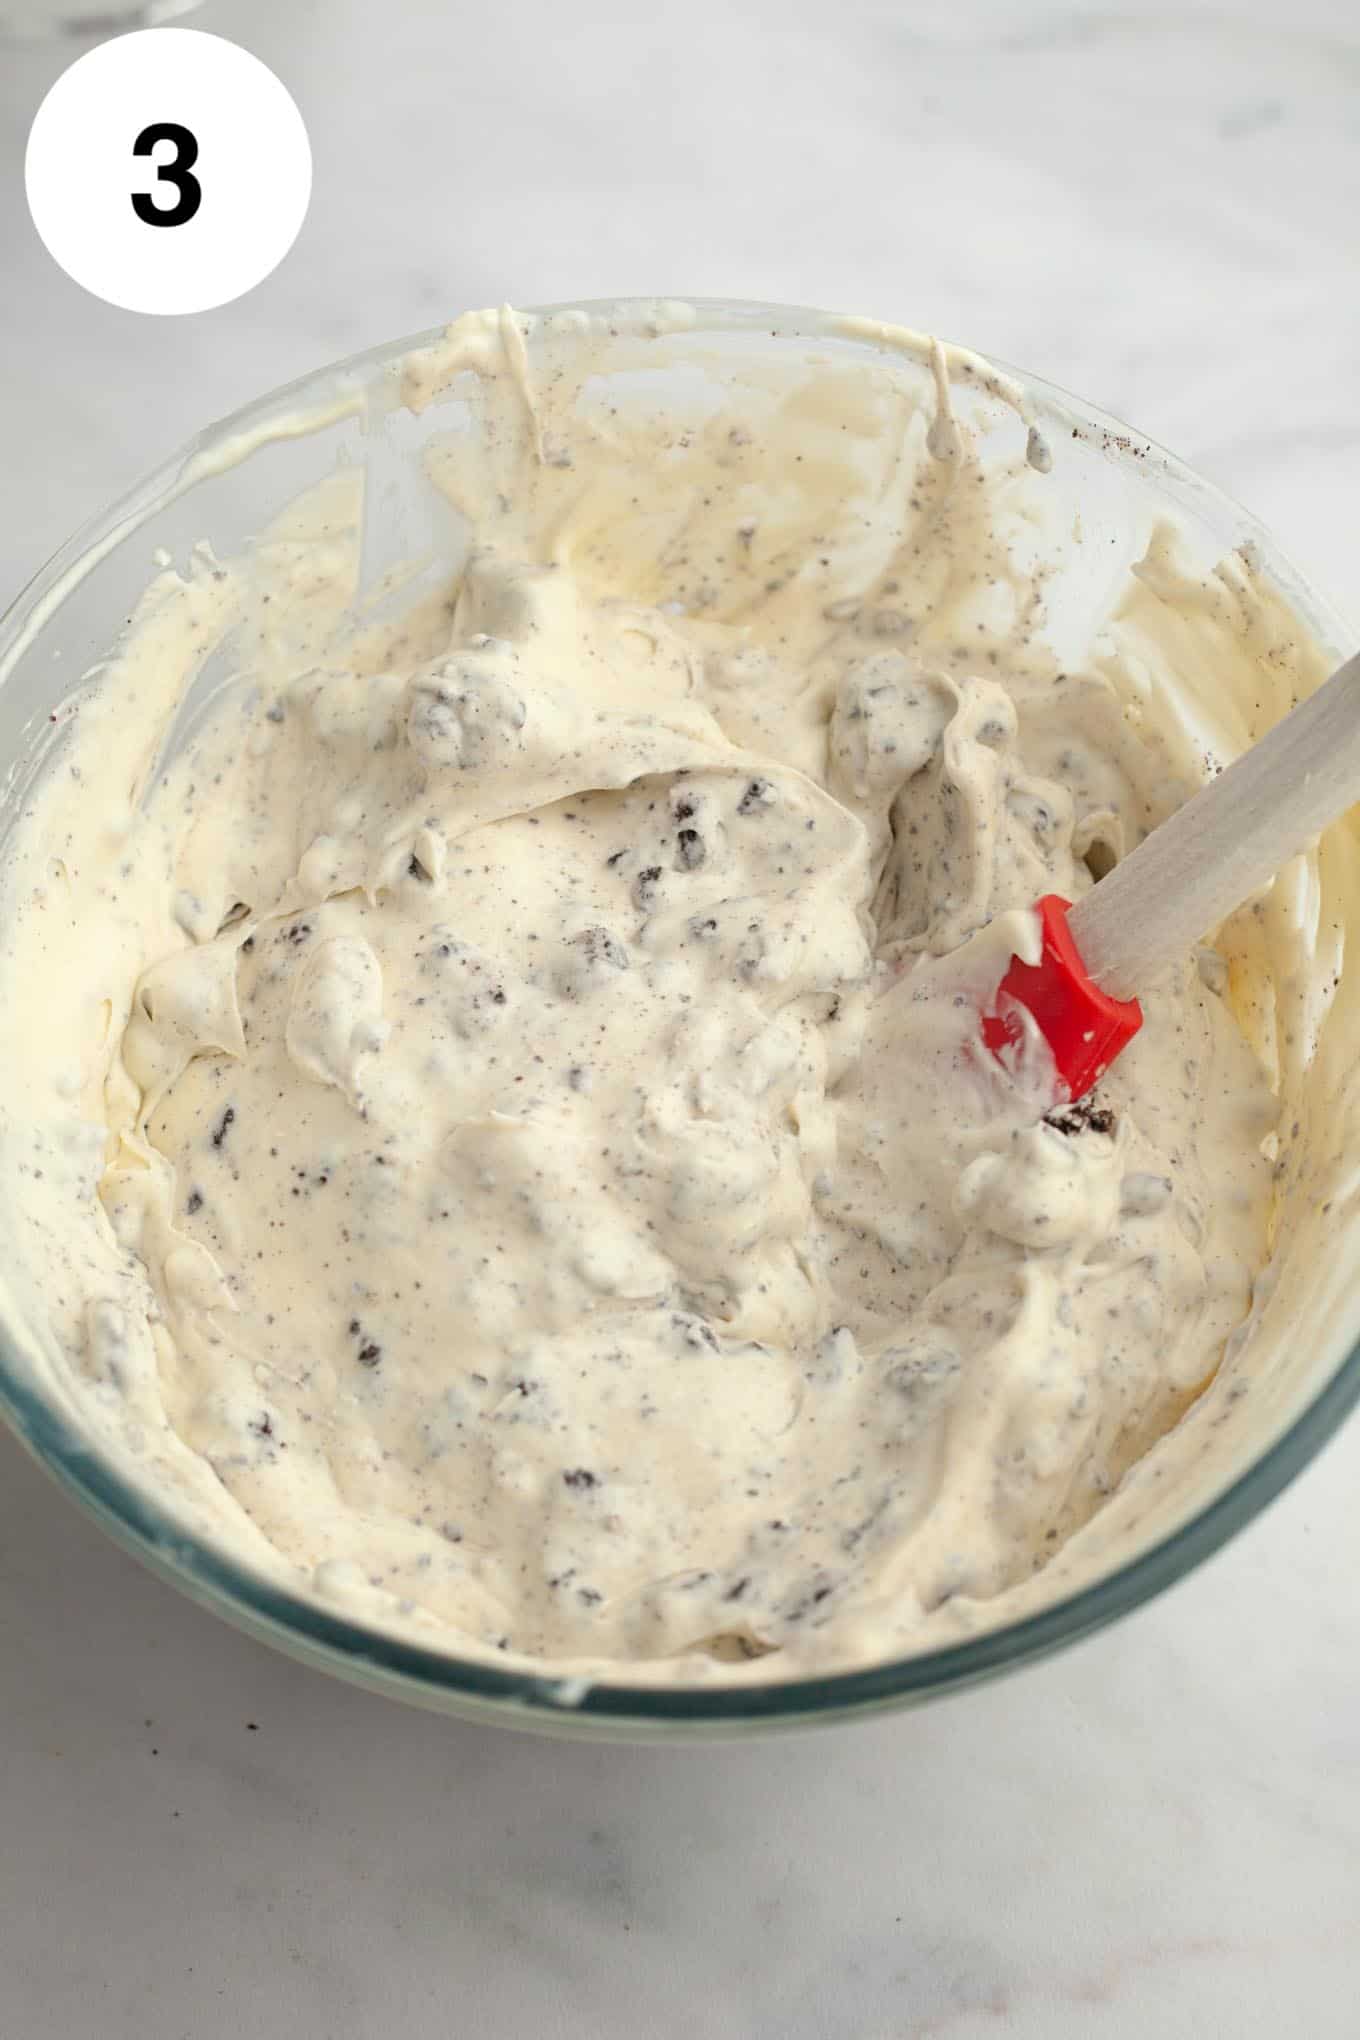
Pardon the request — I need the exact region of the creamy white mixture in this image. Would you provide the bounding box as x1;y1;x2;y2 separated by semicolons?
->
2;306;1354;1684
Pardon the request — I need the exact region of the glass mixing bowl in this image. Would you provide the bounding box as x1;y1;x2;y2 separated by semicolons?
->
1;299;1356;1738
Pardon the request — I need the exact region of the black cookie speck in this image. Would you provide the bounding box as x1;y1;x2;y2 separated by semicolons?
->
676;827;705;870
1046;1098;1116;1138
633;866;663;911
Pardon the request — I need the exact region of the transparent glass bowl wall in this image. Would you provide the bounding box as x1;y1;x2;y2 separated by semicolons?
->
0;301;1356;1739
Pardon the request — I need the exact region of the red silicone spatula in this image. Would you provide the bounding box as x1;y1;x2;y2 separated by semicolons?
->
983;646;1360;1102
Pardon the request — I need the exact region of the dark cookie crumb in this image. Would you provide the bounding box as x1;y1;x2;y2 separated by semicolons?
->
211;1106;235;1148
737;778;775;815
572;925;629;970
563;1468;598;1490
1046;1098;1116;1138
782;1575;837;1624
633;866;663;911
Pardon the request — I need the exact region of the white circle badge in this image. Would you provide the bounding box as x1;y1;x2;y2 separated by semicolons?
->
25;30;312;316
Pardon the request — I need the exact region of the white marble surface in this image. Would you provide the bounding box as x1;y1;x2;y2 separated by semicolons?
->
1;2;1358;2033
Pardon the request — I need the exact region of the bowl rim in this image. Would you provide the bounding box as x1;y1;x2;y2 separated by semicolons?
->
2;294;1357;1734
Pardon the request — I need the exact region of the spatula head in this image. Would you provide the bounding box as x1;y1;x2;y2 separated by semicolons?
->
982;894;1143;1102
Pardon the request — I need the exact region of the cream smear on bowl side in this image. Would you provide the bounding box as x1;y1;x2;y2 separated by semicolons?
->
0;303;1352;1688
